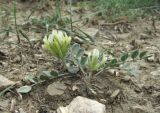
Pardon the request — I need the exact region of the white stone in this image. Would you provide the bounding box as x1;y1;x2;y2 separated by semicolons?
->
57;96;106;113
0;75;15;91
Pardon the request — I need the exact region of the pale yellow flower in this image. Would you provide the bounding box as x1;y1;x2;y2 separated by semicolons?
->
86;49;107;71
42;30;71;59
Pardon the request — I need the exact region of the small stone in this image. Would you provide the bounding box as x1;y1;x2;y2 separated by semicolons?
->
47;82;67;96
5;92;12;98
121;75;131;82
15;81;23;87
108;69;119;76
13;56;21;63
0;75;15;91
130;104;152;113
72;85;78;91
10;98;17;112
140;33;150;40
29;34;41;42
155;106;160;113
100;99;107;104
100;41;116;47
57;96;106;113
126;44;133;51
117;33;130;40
0;99;10;108
134;88;142;93
147;55;155;62
130;39;143;48
105;90;112;96
19;108;26;113
110;89;120;99
0;52;6;60
84;28;99;38
2;62;8;68
8;35;18;43
11;68;20;75
150;68;160;78
15;110;19;113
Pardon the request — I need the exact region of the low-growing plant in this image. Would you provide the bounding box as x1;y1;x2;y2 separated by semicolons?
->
13;31;149;95
42;30;148;84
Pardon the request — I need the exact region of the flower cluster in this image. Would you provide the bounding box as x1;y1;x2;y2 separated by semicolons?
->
42;30;71;59
86;49;107;71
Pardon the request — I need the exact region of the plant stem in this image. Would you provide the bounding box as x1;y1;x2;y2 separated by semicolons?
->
13;1;20;43
69;0;73;31
19;30;33;48
84;71;93;84
0;85;14;97
31;73;69;87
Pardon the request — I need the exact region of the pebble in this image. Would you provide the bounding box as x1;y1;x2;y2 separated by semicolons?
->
140;33;150;40
47;82;67;96
0;99;10;108
84;28;99;38
0;75;15;91
110;89;120;99
150;68;160;78
121;75;131;82
147;55;155;62
155;106;160;113
130;104;154;113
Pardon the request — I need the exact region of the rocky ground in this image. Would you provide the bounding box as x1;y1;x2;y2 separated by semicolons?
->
0;1;160;113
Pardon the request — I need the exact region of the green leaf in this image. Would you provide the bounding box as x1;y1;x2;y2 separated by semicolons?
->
17;85;32;94
40;70;59;80
50;71;59;77
110;58;119;67
111;58;117;65
80;56;87;66
121;53;129;62
71;43;80;53
25;75;37;83
126;67;141;77
131;49;139;59
77;48;84;58
67;65;79;74
71;43;83;58
70;43;84;64
122;63;141;77
139;51;147;59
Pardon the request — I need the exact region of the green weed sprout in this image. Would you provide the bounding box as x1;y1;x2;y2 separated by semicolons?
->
86;49;107;71
42;30;71;59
